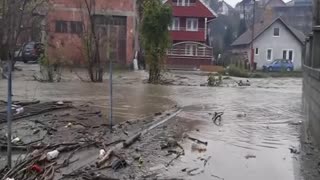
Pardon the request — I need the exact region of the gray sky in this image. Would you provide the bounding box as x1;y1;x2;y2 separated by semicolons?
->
224;0;291;7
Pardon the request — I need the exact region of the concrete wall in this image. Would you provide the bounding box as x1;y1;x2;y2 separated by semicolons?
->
253;21;303;70
303;66;320;145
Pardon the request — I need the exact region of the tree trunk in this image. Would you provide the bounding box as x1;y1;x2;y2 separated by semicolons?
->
148;61;161;84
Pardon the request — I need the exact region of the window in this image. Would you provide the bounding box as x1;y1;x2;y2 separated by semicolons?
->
288;50;293;61
186;18;198;31
283;50;287;59
175;0;191;6
185;44;197;56
273;27;280;36
55;21;68;33
267;49;272;61
282;49;294;61
170;17;180;30
255;48;259;55
70;21;83;34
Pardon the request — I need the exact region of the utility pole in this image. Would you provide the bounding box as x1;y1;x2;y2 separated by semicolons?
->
107;22;113;132
6;57;12;168
250;0;256;71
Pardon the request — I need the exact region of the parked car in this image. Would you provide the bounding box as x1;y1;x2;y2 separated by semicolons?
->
263;59;294;72
14;42;44;63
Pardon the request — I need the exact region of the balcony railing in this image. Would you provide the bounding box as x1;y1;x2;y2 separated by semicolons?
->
169;27;205;32
173;2;196;6
167;48;212;57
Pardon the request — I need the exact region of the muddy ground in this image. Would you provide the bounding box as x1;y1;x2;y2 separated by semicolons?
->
0;62;319;180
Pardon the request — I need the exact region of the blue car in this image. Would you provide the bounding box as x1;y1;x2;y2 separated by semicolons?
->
263;59;294;72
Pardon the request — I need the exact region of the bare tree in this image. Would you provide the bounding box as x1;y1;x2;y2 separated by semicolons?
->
0;0;47;63
78;0;112;82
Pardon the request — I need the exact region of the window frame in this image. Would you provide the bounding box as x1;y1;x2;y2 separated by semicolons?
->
282;49;294;61
255;47;259;55
266;48;273;61
273;27;280;37
288;49;294;61
171;17;180;31
186;18;198;32
55;20;68;33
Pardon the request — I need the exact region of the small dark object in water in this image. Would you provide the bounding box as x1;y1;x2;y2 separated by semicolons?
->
111;158;127;170
212;112;224;126
289;147;300;154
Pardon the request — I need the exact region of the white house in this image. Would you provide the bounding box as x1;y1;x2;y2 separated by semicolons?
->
231;18;306;70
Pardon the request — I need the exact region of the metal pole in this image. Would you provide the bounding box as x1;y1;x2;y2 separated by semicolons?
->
7;58;12;168
250;0;256;71
107;23;113;131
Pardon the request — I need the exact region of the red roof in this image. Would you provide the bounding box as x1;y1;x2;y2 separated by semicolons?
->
164;0;217;18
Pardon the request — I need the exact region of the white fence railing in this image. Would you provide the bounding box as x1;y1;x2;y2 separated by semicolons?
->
167;47;213;57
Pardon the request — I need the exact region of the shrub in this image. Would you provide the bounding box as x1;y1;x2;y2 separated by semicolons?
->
227;65;249;78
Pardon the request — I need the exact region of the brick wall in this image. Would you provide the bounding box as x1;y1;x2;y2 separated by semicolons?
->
47;0;135;66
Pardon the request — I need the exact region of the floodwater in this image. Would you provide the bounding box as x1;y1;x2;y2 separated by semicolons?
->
0;63;305;179
163;78;304;180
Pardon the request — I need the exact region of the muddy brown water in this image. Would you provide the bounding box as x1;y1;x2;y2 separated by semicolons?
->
0;63;305;179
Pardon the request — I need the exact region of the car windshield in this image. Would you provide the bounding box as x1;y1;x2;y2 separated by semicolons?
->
25;42;35;50
272;60;280;64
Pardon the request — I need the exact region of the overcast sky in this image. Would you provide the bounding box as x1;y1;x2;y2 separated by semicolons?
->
224;0;291;7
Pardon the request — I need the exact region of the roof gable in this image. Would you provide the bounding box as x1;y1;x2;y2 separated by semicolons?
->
231;17;305;46
264;0;286;7
163;0;217;17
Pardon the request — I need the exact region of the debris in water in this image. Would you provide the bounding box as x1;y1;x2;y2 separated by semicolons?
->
47;150;59;160
111;158;127;170
212;112;224;126
99;149;106;159
237;112;246;118
11;137;21;143
187;168;204;176
191;143;207;153
289;147;300;154
211;174;224;180
289;121;302;125
200;156;212;167
185;135;208;146
245;154;256;159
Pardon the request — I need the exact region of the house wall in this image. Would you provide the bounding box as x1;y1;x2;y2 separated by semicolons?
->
273;5;312;35
253;21;303;70
47;0;136;66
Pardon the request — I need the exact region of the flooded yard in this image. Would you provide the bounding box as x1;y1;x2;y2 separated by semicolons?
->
0;63;318;180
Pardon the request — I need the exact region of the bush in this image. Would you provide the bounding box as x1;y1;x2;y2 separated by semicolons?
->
227;65;249;78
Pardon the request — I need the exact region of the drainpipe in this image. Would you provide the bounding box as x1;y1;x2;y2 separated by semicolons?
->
204;17;207;41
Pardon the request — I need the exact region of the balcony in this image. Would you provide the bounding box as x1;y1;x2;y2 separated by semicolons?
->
169;27;206;42
167;41;213;58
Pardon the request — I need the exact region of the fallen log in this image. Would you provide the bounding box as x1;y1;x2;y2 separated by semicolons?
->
187;136;208;146
13;100;40;106
123;133;141;148
96;148;114;168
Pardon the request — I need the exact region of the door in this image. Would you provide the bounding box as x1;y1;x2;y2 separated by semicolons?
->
95;16;127;65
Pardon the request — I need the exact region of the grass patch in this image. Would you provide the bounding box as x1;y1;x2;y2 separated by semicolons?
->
227;65;249;78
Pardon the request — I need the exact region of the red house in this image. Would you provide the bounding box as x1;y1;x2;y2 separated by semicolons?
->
164;0;217;69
